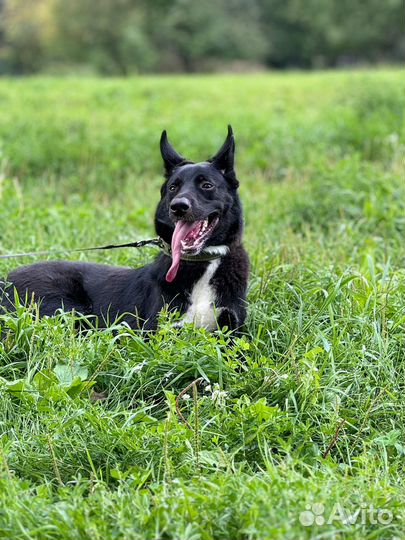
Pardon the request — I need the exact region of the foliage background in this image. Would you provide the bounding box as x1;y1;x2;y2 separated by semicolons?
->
0;0;404;75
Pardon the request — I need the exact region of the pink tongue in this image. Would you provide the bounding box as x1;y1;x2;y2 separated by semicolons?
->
166;221;199;282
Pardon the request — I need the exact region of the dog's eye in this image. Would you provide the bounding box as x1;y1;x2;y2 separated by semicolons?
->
169;184;177;192
201;182;214;190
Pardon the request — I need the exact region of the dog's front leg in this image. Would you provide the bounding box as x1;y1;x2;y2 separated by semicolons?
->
215;301;247;333
217;306;239;330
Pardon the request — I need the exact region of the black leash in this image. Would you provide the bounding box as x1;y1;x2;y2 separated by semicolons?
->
0;238;163;260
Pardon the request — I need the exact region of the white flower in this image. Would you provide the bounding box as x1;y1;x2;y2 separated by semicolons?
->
211;386;228;405
182;393;191;401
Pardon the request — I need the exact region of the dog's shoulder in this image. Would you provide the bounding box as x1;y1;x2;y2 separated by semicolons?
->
214;244;249;291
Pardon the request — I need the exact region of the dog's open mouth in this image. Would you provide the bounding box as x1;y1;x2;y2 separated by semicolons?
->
166;214;219;282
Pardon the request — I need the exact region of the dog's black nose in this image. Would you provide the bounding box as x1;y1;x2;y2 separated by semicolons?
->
170;197;191;216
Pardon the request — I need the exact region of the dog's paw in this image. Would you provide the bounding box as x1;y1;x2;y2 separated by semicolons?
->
217;307;239;330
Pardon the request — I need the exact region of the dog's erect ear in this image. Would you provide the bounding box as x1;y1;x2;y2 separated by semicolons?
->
210;125;235;174
210;125;238;188
160;130;186;177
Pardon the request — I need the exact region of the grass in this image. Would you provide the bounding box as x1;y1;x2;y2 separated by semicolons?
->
0;68;404;539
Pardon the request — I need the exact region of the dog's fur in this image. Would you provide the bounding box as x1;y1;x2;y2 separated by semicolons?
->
0;127;249;331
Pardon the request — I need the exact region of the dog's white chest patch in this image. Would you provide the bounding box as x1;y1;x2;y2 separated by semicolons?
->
181;259;220;330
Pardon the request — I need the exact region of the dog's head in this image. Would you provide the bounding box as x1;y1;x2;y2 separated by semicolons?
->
155;126;243;282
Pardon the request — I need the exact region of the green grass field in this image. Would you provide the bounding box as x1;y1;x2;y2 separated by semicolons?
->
0;69;404;540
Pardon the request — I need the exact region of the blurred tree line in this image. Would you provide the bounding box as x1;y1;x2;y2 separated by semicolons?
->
0;0;403;75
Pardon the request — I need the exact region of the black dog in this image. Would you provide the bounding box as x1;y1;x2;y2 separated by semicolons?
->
0;126;249;331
